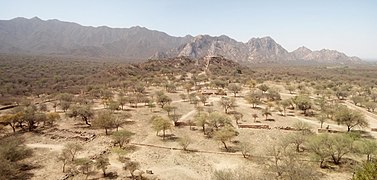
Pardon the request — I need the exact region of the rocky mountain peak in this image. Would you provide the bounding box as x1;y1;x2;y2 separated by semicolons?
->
0;17;363;64
296;46;312;52
30;16;42;21
291;46;312;59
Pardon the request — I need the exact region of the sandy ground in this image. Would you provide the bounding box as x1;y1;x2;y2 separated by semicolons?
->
4;86;371;180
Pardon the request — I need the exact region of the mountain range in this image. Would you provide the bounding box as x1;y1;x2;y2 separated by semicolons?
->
0;17;362;64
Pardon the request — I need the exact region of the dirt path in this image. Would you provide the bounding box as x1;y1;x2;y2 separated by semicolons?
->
343;100;377;119
129;142;316;162
179;109;196;121
292;116;344;131
279;92;377;130
178;96;221;122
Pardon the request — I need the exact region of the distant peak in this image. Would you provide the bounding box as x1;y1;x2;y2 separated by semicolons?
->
218;34;230;38
247;36;276;44
261;36;273;40
11;17;28;21
184;35;193;38
195;34;205;38
319;49;335;52
130;25;147;30
193;34;211;40
296;46;312;52
30;16;42;21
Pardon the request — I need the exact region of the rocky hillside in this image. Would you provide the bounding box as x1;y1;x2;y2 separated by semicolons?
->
0;17;362;64
153;35;361;64
0;17;191;59
134;55;247;76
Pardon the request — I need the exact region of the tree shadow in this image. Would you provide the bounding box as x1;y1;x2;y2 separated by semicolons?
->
123;145;140;153
350;130;374;139
16;163;43;179
105;171;119;179
162;134;179;142
123;120;136;125
220;146;239;153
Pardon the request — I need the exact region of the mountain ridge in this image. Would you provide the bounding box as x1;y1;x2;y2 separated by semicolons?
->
0;17;362;64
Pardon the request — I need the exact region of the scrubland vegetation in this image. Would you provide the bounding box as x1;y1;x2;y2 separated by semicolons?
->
1;54;377;179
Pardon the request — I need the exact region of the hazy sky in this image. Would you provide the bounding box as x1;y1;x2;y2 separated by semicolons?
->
1;0;376;59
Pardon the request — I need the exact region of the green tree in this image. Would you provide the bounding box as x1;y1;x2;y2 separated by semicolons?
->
292;95;312;115
124;161;140;180
284;132;308;152
293;121;311;132
334;106;368;132
183;83;194;94
133;83;146;94
63;143;83;161
351;96;365;106
307;134;354;166
58;93;74;102
113;113;131;131
364;101;376;112
266;89;281;101
169;114;182;127
245;92;262;108
208;112;232;129
353;161;377;180
261;107;272;120
317;113;327;129
195;113;208;134
95;155;110;176
108;100;120;111
306;134;332;168
258;84;270;94
233;112;243;125
315;96;328;112
286;85;296;94
118;96;128;110
354;139;377;162
165;82;176;93
0;113;20;133
92;110;115;135
60;100;71;112
112;130;134;148
0;137;33;179
163;105;177;116
335;90;349;100
227;83;242;97
68;105;94;126
147;100;156;112
57;149;71;173
74;158;94;179
239;142;252;158
156;93;172;108
213;125;238;151
178;135;192;151
46;112;61;126
198;94;209;106
151;116;172;140
213;168;254;180
247;79;257;89
219;97;236;114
